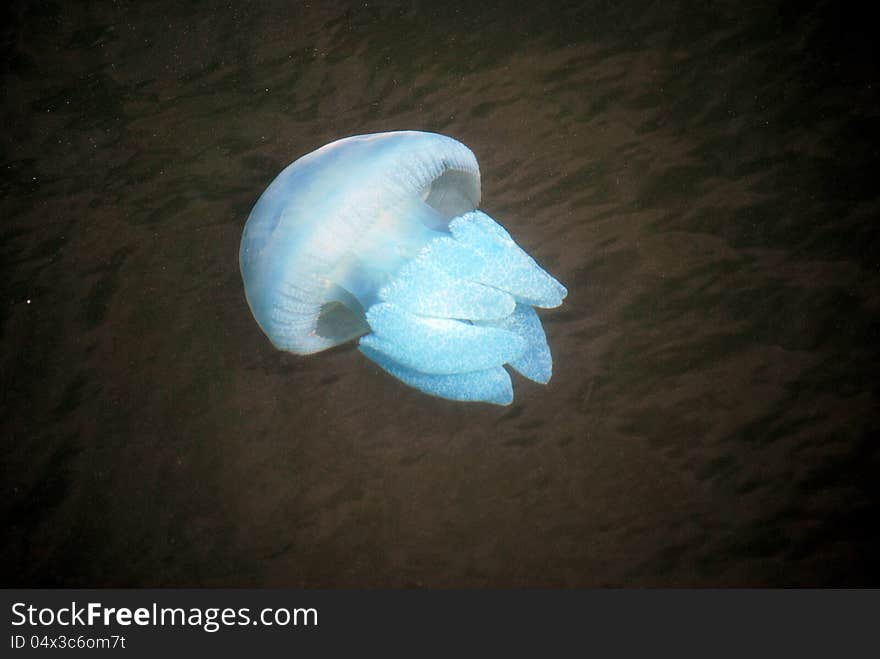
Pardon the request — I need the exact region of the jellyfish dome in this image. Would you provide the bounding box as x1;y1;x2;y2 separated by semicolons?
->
239;131;567;405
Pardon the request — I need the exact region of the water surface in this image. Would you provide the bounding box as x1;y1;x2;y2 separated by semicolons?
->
2;0;878;586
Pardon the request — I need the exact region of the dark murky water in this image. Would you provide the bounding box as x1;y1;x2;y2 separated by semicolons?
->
2;1;878;586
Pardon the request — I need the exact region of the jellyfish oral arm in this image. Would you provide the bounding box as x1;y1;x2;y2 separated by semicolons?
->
356;210;565;404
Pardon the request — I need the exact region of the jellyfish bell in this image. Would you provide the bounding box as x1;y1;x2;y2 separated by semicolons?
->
239;130;566;405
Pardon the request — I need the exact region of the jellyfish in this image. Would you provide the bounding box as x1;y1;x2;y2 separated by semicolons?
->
239;131;566;405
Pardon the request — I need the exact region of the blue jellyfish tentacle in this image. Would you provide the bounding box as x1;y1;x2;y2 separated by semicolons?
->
476;303;553;384
359;345;514;405
378;250;515;320
447;211;568;308
357;207;566;403
360;302;526;375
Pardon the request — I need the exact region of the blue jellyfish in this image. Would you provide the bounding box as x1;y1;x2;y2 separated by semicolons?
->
239;131;566;405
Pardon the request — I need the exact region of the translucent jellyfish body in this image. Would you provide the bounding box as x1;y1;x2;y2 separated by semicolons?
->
239;131;566;405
